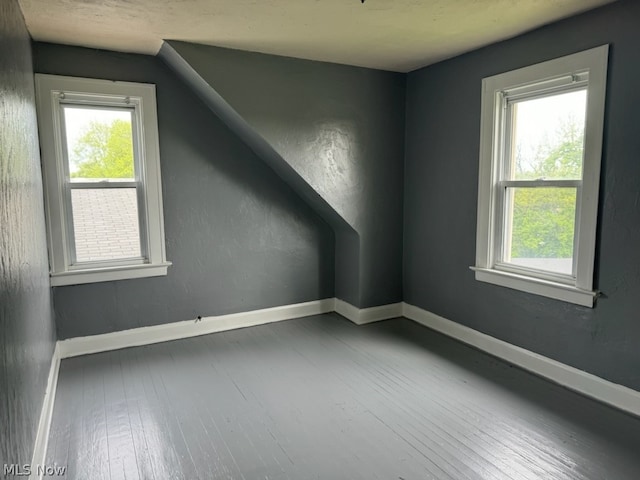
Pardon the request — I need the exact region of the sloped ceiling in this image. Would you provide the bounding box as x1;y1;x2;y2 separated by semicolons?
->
19;0;615;73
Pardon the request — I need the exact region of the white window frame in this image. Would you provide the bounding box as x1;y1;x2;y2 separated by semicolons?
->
35;74;171;286
472;46;609;307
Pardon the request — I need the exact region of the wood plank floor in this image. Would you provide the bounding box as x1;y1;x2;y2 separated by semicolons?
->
46;314;640;479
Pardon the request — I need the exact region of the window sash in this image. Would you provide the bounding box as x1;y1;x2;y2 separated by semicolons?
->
57;98;150;267
64;184;147;266
493;83;587;281
499;180;581;188
67;181;139;188
502;73;588;103
501;85;587;184
493;261;577;285
493;182;581;280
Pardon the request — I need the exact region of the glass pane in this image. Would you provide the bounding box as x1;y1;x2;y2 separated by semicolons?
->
63;106;135;182
510;90;586;181
71;188;141;262
504;187;577;275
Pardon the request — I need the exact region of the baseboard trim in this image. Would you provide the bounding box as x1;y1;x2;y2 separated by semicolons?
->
53;299;640;421
58;297;404;359
402;302;640;418
29;343;61;480
58;298;335;359
334;299;403;325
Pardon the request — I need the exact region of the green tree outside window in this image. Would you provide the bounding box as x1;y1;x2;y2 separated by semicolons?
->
71;119;134;179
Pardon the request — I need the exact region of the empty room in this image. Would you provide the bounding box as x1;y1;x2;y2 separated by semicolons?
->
2;0;640;478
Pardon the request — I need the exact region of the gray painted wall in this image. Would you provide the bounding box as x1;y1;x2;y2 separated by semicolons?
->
404;0;640;390
161;43;405;308
33;43;334;339
0;0;56;468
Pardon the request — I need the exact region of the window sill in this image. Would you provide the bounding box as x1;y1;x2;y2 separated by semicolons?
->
51;261;172;286
470;266;596;307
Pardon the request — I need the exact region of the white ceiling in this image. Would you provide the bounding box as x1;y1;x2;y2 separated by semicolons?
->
19;0;615;72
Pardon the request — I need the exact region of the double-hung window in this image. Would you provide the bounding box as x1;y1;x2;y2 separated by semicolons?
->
36;75;171;286
473;46;608;307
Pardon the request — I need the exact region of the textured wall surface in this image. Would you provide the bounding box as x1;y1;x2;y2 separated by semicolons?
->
34;43;335;339
0;0;56;468
404;0;640;390
162;42;405;308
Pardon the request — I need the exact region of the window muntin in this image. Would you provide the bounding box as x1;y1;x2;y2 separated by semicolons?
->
36;75;170;286
473;46;609;307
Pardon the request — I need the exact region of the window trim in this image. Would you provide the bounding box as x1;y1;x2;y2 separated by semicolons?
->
35;74;171;286
472;46;609;307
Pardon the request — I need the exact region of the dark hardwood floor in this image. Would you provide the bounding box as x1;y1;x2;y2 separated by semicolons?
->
46;314;640;479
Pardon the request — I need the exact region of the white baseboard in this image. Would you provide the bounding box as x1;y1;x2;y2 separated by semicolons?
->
402;302;640;418
334;299;403;325
50;297;639;427
30;343;61;480
58;298;335;359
